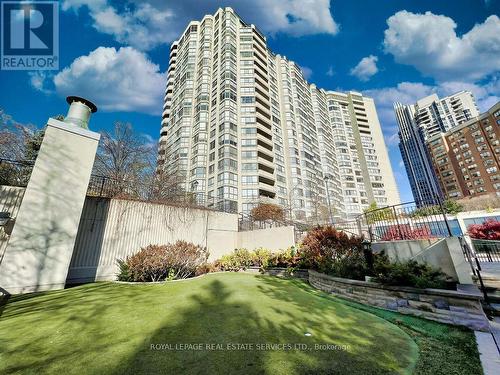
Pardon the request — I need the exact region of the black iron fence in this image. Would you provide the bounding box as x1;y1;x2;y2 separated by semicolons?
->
237;212;310;242
471;239;500;262
333;201;454;241
88;174;239;214
459;237;491;303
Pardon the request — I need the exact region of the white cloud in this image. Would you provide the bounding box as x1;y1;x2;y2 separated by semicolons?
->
63;1;174;50
62;0;339;50
256;0;338;36
29;72;53;94
350;55;378;81
326;66;335;77
384;132;400;146
383;11;500;81
299;65;313;80
52;46;165;114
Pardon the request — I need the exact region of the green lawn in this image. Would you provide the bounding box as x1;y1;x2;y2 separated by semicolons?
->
0;273;481;374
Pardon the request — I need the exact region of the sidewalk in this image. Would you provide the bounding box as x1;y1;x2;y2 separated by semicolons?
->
476;317;500;375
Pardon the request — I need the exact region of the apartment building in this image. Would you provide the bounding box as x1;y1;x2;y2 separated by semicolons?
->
396;92;479;206
428;102;500;200
158;7;399;221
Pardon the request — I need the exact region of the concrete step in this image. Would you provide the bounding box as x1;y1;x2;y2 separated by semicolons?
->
472;275;500;289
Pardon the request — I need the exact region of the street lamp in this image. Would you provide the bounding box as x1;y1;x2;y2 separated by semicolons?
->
323;174;334;225
362;239;374;271
191;180;199;204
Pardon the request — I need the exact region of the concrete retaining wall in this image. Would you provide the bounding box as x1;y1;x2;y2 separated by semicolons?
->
309;270;489;331
67;197;296;284
237;226;295;251
372;237;473;284
0;186;25;265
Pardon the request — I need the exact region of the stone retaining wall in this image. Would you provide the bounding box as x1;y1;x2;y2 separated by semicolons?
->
262;268;309;280
309;270;489;331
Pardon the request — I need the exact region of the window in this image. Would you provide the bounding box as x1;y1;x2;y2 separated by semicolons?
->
218;133;237;146
218;158;237;171
241;151;257;159
242;175;258;185
217;172;237;184
242;163;258;171
241;139;257;147
241;96;255;104
217;186;238;200
242;189;258;198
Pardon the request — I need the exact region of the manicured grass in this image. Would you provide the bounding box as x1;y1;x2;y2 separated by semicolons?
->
0;273;478;374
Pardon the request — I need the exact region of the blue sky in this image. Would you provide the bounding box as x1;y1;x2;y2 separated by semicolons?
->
1;0;500;202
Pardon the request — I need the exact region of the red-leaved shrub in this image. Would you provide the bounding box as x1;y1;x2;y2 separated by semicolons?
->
300;226;368;279
120;241;208;282
468;219;500;240
381;225;433;241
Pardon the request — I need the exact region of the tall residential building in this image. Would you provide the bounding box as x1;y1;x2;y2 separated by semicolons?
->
427;102;500;200
158;7;399;221
396;92;479;206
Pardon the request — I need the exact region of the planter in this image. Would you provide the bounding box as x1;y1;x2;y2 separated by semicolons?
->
308;270;489;332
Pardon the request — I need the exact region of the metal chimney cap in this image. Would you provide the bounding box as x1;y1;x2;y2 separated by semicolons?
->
66;96;98;113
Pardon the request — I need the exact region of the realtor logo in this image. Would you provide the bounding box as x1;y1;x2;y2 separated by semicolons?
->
1;1;59;70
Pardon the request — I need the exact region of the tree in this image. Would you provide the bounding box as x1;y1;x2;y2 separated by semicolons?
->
443;199;463;215
363;202;393;224
250;203;285;222
411;199;463;217
0;109;44;186
92;122;181;200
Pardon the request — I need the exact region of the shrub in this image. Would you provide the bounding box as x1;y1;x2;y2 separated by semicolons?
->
267;247;301;268
373;252;450;289
251;247;272;268
117;241;208;282
364;202;393;224
116;259;132;281
214;247;301;271
216;248;254;271
250;203;285;222
411;199;463;217
468;219;500;240
381;225;433;241
195;262;219;276
299;226;368;280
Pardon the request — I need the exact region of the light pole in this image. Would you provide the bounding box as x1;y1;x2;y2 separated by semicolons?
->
323;174;334;225
191;180;199;204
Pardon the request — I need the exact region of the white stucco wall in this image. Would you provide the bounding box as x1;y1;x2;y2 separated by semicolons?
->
237;226;296;251
0;120;100;294
0;186;25;266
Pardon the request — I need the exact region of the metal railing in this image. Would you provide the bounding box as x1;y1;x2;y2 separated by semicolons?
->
87;174;239;214
0;158;35;187
333;201;454;242
237;212;311;243
459;236;490;304
471;239;500;262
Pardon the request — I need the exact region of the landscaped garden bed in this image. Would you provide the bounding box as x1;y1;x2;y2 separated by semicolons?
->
0;273;482;374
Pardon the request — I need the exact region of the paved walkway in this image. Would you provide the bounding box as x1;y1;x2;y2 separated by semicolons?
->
476;317;500;375
479;263;500;279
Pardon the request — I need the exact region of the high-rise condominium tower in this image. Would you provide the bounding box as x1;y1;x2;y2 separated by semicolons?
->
158;7;399;221
396;92;479;206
